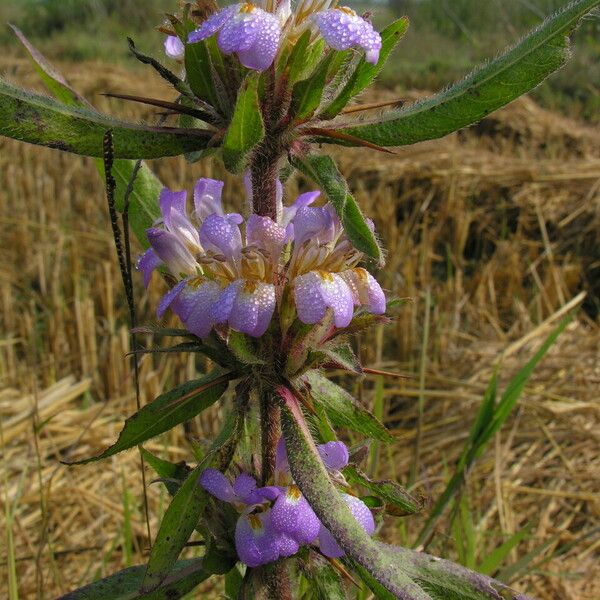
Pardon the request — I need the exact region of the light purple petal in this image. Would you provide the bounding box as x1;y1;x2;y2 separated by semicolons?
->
246;215;288;260
137;248;162;288
164;35;185;59
276;533;300;558
281;190;320;228
210;280;241;325
147;228;197;276
340;268;386;314
318;493;375;558
193;178;225;221
314;8;382;64
233;473;259;504
199;214;242;261
235;512;280;567
270;486;320;545
217;10;260;54
188;5;239;43
235;10;281;71
318;441;350;471
258;486;284;501
318;525;344;558
176;280;221;338
294;271;354;328
157;279;188;319
345;494;376;535
292;204;335;246
199;468;236;502
228;282;276;337
159;188;187;226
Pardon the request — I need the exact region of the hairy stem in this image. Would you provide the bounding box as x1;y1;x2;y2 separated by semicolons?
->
260;391;280;485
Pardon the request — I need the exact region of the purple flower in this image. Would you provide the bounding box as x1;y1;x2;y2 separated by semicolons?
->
189;3;281;71
339;267;386;314
318;493;376;558
164;35;185;60
211;279;276;337
314;7;382;64
235;512;281;567
318;441;350;471
293;270;354;328
270;485;321;545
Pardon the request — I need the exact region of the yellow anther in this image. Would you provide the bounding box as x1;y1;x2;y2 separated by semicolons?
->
240;3;257;13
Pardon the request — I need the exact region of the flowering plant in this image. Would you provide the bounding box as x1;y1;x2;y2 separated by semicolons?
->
2;1;598;598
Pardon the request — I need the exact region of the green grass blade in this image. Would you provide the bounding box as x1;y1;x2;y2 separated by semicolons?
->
416;314;572;548
479;526;532;576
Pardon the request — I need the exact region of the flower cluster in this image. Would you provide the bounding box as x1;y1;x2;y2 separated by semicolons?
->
138;178;385;338
200;439;374;566
186;1;382;71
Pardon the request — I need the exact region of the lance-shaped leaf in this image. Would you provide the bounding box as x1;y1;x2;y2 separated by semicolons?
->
185;39;220;108
279;388;530;599
319;342;363;374
279;387;429;598
320;18;409;120
290;51;336;121
0;78;211;159
140;448;191;497
343;465;422;516
10;25;164;247
67;371;231;464
352;542;533;600
303;371;393;443
59;556;227;600
292;154;382;263
222;73;265;173
142;404;245;591
323;0;600;147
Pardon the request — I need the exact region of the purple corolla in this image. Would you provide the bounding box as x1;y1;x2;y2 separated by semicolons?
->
314;7;382;64
164;35;185;60
199;439;374;566
188;3;282;71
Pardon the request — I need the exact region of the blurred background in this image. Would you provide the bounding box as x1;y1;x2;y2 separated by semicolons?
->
0;1;599;599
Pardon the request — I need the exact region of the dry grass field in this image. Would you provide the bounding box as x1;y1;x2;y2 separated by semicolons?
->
1;56;599;599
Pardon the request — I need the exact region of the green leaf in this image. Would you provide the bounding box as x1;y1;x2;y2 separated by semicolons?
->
343;465;422;516
478;526;531;577
285;30;312;83
288;36;326;84
320;18;409;119
68;371;231;464
59;558;214;600
227;331;265;365
307;557;347;600
278;387;430;598
222;73;265;172
319;342;363;374
290;51;335;121
0;77;211;159
326;0;600;147
291;154;382;263
10;25;164;248
350;543;529;600
285;311;336;378
185;40;220;108
142;406;245;591
304;371;393;443
140;448;191;497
